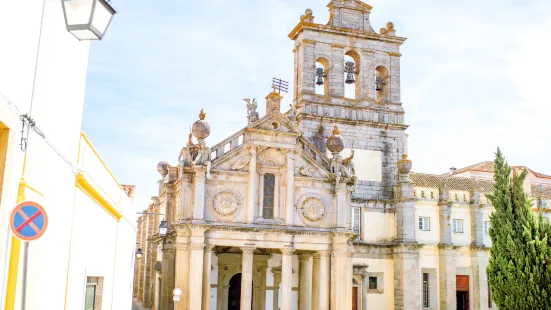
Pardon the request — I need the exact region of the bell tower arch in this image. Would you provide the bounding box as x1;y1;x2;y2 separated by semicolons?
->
288;0;408;200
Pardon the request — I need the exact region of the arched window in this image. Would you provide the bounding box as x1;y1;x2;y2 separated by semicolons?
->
263;173;275;219
344;51;361;99
315;58;329;96
375;66;389;102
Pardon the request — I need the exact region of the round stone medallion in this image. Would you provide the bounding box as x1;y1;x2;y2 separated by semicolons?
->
300;196;326;223
212;191;241;217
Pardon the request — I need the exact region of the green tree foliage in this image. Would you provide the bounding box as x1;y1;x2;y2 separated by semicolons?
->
486;148;551;309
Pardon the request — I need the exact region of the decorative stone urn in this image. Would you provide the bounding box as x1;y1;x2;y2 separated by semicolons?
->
326;125;344;154
192;109;211;140
397;154;412;174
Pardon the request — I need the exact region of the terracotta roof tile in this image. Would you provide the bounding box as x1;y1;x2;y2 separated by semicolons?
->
531;184;551;199
410;172;494;192
446;161;551;180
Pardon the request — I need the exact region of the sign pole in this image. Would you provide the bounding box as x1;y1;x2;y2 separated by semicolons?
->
21;242;28;310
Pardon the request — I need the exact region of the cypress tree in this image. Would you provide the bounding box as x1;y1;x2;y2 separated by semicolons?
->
486;148;551;309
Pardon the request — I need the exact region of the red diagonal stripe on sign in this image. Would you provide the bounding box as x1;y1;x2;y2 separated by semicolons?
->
16;210;40;233
16;210;42;232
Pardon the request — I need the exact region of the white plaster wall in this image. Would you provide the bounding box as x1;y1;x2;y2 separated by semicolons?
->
415;202;440;245
451;205;472;246
455;249;473;269
0;0;96;308
363;212;394;242
342;148;382;182
352;257;394;310
483;206;494;247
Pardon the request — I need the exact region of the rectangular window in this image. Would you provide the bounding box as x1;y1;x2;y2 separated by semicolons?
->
369;277;377;290
419;217;430;231
84;277;103;310
484;221;490;235
262;174;275;219
422;273;429;307
453;219;464;233
351;207;361;235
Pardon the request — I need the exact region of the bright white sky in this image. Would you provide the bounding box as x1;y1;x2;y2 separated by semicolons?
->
82;0;551;210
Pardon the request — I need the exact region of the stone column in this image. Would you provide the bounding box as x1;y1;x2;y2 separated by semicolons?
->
174;244;190;310
298;254;312;310
318;251;330;310
280;248;293;310
354;264;369;310
202;245;214;310
470;202;484;247
240;247;255;310
299;40;316;95
362;50;375;100
272;267;282;310
311;254;320;310
192;166;207;220
286;152;295;225
247;146;257;223
471;250;490;310
438;245;457;310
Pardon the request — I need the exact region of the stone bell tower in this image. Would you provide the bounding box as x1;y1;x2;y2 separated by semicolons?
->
288;0;408;200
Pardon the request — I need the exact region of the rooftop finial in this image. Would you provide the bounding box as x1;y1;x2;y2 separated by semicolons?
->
332;125;340;135
199;108;206;120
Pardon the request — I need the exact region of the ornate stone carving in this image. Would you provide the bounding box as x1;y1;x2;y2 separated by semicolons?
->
298;165;316;177
210;189;243;219
192;109;211;140
257;148;286;167
156;161;170;177
230;155;251;171
287;104;297;123
397;154;412;174
297;194;327;225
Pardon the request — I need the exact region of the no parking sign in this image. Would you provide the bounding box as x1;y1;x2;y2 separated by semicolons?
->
9;201;48;241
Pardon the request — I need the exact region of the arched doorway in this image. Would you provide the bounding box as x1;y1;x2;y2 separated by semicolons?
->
227;273;253;310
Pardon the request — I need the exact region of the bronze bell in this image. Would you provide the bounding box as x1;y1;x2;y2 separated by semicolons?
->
376;76;384;91
316;68;325;86
344;61;355;84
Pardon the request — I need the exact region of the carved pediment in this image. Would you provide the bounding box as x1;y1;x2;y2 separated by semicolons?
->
248;113;302;135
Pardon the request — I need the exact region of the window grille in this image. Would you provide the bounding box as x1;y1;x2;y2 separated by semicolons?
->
419;217;430;231
422;273;429;307
262;174;275;219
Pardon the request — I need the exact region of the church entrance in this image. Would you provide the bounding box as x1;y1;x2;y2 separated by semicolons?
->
352;287;358;310
227;273;253;310
456;275;470;310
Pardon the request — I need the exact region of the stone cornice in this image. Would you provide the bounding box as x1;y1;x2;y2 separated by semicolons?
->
298;114;409;130
288;21;407;45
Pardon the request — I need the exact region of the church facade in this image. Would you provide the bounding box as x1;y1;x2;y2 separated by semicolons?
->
133;1;551;310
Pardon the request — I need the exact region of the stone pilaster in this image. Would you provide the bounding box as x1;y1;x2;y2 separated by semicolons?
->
389;53;402;102
439;190;453;245
471;250;490;310
470;199;485;247
240;247;255;310
299;40;316;95
246;146;257;223
138;216;148;302
336;182;348;228
192;166;207;220
298;254;312;310
161;242;176;310
330;45;345;98
286;151;295;225
280;248;293;309
330;235;352;310
143;213;155;307
362;50;375;101
438;245;457;310
133;216;143;298
174;243;190;310
188;243;205;310
395;160;416;243
393;244;421;310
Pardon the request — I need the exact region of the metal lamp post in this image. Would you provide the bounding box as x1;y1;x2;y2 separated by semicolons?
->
61;0;116;40
135;247;143;259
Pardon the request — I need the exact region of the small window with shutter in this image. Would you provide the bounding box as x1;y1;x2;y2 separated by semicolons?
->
351;207;361;236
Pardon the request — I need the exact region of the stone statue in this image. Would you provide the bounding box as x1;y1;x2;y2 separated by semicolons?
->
342;150;356;176
193;139;212;178
178;133;197;166
287;104;297;123
244;98;259;124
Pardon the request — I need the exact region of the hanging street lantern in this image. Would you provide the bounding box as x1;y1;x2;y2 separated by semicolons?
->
159;220;168;237
135;248;143;259
344;61;355;84
62;0;116;40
